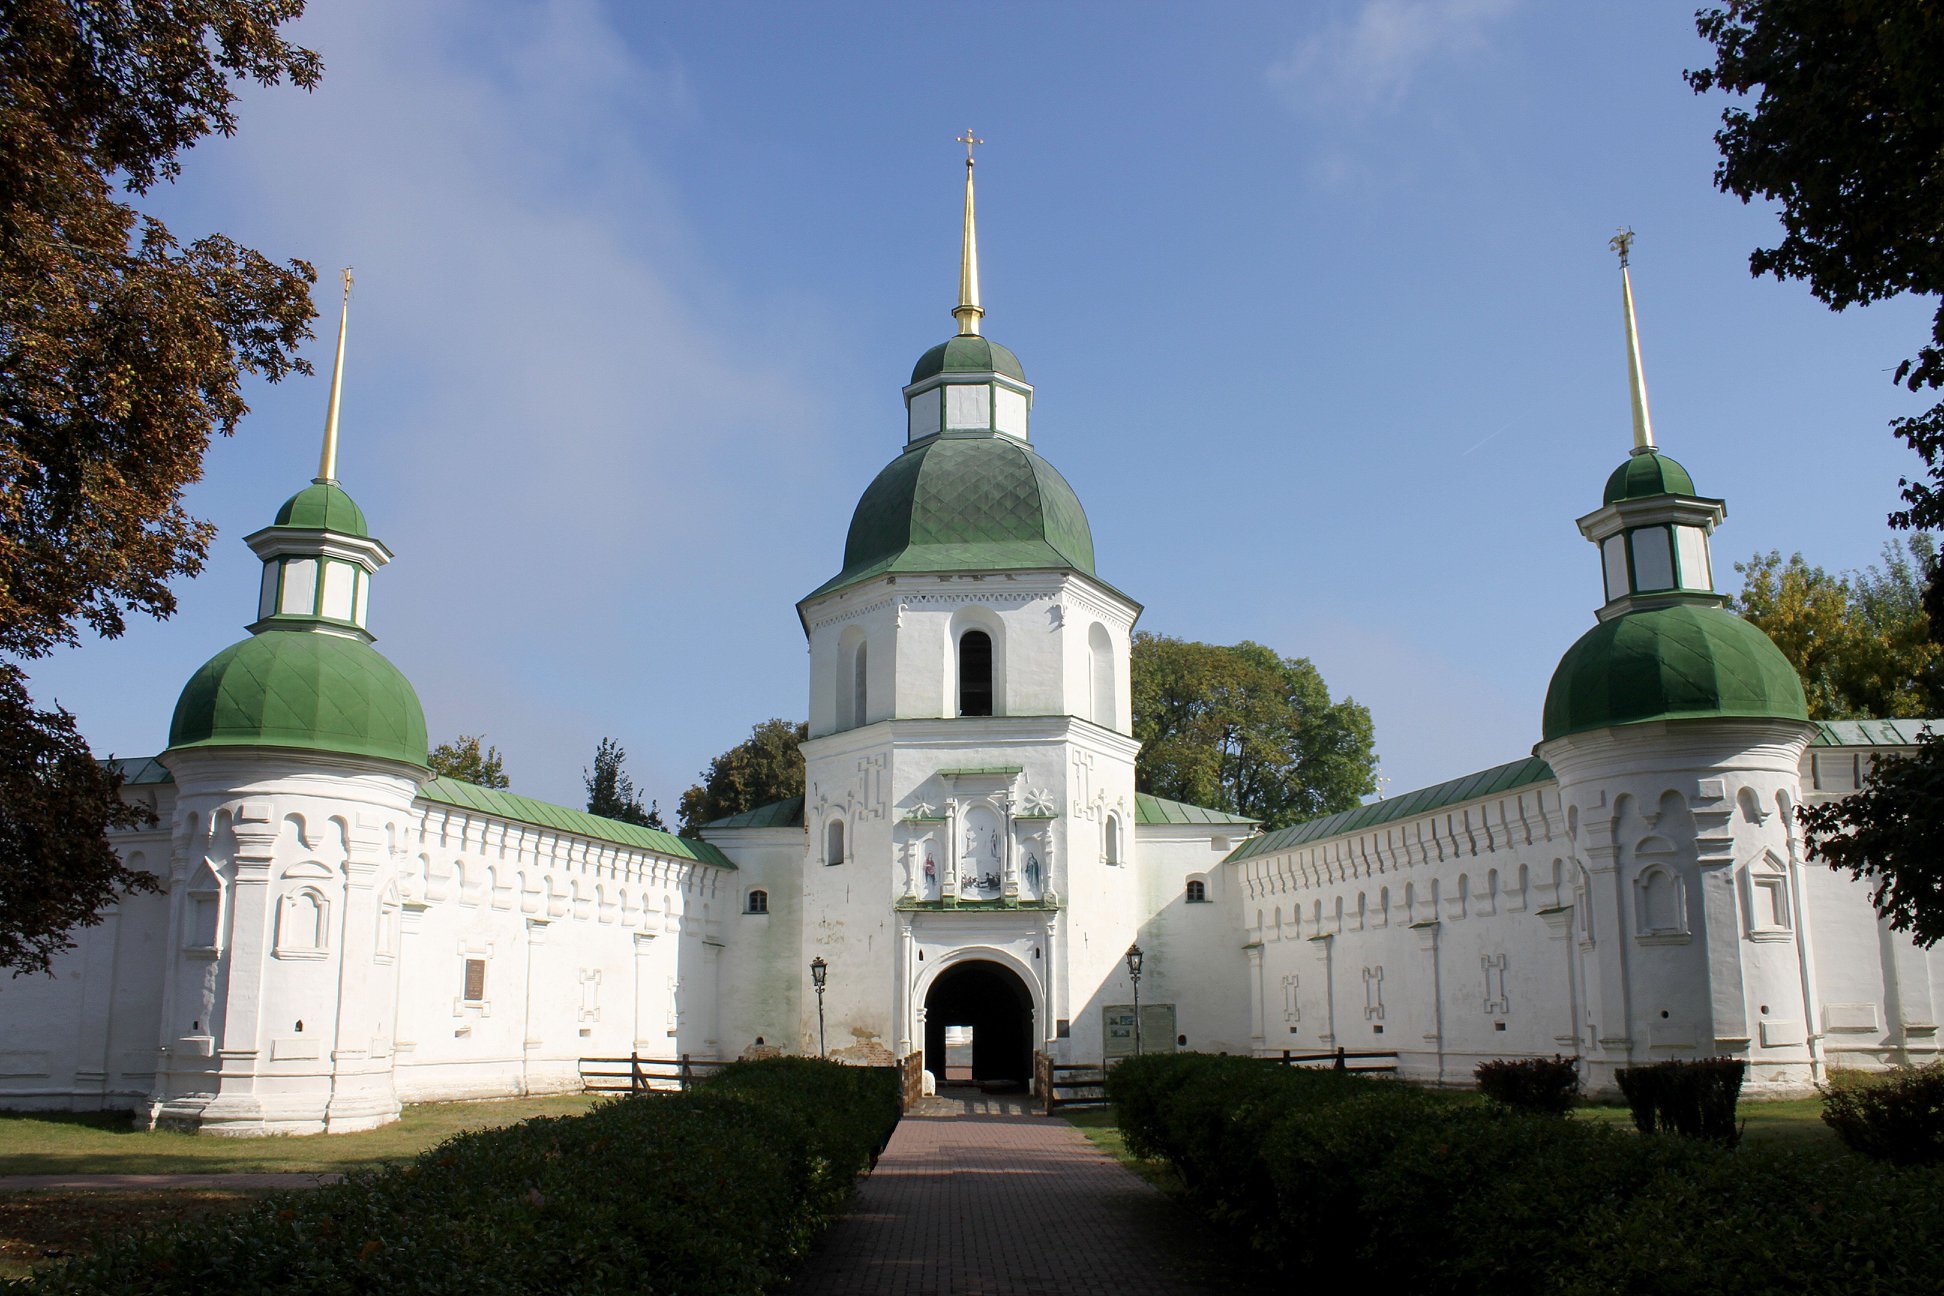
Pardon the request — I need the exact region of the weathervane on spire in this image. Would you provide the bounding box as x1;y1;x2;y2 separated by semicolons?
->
1610;226;1634;268
318;266;354;483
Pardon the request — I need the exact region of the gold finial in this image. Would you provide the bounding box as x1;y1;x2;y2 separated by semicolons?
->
953;131;985;336
1613;231;1655;453
318;267;353;482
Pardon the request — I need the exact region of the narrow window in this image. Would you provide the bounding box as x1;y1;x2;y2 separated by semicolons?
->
746;889;769;915
463;957;486;1003
826;819;846;866
852;642;868;728
1629;526;1675;592
1104;815;1121;865
1186;879;1207;904
1088;623;1114;727
959;630;993;717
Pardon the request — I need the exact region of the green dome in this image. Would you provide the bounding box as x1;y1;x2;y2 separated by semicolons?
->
910;335;1025;385
168;628;428;768
808;436;1094;599
1603;451;1696;505
1542;604;1808;741
273;481;369;537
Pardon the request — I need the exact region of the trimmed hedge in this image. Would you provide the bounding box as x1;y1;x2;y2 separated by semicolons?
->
1474;1054;1581;1115
1822;1063;1944;1166
10;1058;900;1295
1614;1056;1746;1145
1110;1052;1944;1295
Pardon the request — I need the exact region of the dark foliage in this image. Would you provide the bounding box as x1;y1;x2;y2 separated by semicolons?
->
1612;1058;1747;1146
1800;729;1944;948
0;0;319;972
1821;1064;1944;1166
1474;1055;1582;1116
584;736;663;829
1109;1052;1944;1295
678;719;806;835
22;1057;900;1295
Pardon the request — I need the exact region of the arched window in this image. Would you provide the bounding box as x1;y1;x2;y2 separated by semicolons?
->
1088;623;1114;727
746;889;769;915
1104;814;1121;865
276;887;329;956
958;630;993;717
1185;878;1207;904
852;641;869;728
826;819;846;866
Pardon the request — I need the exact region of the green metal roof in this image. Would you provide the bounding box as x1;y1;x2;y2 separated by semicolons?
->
806;435;1096;601
1809;718;1937;746
1603;450;1697;505
168;628;428;769
910;335;1025;384
105;757;174;786
1225;756;1555;862
1135;793;1258;826
272;480;370;537
702;796;806;830
420;777;735;868
1543;604;1808;741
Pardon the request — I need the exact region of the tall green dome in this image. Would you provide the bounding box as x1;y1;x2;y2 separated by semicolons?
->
169;627;428;768
807;435;1095;600
1542;604;1807;741
1603;449;1696;505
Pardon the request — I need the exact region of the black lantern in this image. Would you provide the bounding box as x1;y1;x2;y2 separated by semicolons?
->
810;957;829;1058
1126;944;1145;1057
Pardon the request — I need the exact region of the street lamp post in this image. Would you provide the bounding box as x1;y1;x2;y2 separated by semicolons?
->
810;957;829;1059
1125;944;1144;1057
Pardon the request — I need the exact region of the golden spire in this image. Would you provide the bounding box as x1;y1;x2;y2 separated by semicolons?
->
317;267;353;482
1610;228;1655;453
953;129;984;336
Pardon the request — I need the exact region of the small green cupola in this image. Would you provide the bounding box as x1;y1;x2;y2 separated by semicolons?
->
1541;236;1807;742
901;134;1035;446
168;272;428;771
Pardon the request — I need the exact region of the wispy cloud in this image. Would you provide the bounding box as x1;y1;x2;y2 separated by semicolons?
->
1269;0;1520;117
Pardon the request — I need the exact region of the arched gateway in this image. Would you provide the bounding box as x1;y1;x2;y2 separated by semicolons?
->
922;959;1034;1089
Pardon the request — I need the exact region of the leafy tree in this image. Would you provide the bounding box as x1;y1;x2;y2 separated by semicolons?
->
428;735;509;790
1729;536;1944;719
0;1;319;974
1130;633;1377;830
1692;3;1944;942
585;736;665;829
679;720;807;836
1801;729;1944;948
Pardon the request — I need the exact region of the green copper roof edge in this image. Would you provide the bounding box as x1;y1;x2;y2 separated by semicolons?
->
701;796;807;831
800;562;1142;617
418;777;734;868
1136;792;1259;826
1223;755;1556;863
166;731;431;771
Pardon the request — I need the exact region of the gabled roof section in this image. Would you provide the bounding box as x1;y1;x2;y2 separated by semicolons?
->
703;796;806;830
1135;793;1258;827
419;777;734;868
1810;718;1936;746
1224;756;1555;863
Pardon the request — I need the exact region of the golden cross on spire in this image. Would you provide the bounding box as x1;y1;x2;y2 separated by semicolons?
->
341;265;355;298
956;128;984;164
1610;226;1635;268
318;266;354;482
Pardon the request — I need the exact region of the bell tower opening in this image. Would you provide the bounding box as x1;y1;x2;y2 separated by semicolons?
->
923;958;1033;1090
958;630;994;716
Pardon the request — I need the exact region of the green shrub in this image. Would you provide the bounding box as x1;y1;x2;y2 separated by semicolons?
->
1473;1054;1581;1115
14;1058;899;1296
1614;1056;1746;1145
1821;1063;1944;1166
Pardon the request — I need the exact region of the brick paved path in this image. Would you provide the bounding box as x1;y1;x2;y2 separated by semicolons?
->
790;1091;1263;1296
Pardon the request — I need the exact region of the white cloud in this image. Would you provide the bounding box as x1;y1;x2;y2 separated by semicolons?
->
1269;0;1520;116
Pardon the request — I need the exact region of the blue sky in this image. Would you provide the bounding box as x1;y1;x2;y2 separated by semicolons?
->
27;0;1934;812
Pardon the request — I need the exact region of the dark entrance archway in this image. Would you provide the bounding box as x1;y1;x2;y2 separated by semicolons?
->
923;958;1034;1089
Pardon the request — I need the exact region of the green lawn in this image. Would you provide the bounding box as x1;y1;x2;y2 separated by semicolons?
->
1575;1094;1842;1152
0;1093;602;1176
1062;1106;1180;1188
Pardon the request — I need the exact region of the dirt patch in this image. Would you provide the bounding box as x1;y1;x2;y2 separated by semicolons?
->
0;1188;276;1281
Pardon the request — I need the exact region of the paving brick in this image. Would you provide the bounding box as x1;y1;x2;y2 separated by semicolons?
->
792;1091;1262;1295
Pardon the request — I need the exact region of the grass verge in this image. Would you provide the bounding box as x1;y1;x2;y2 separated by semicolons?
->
1061;1107;1180;1190
0;1094;601;1176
